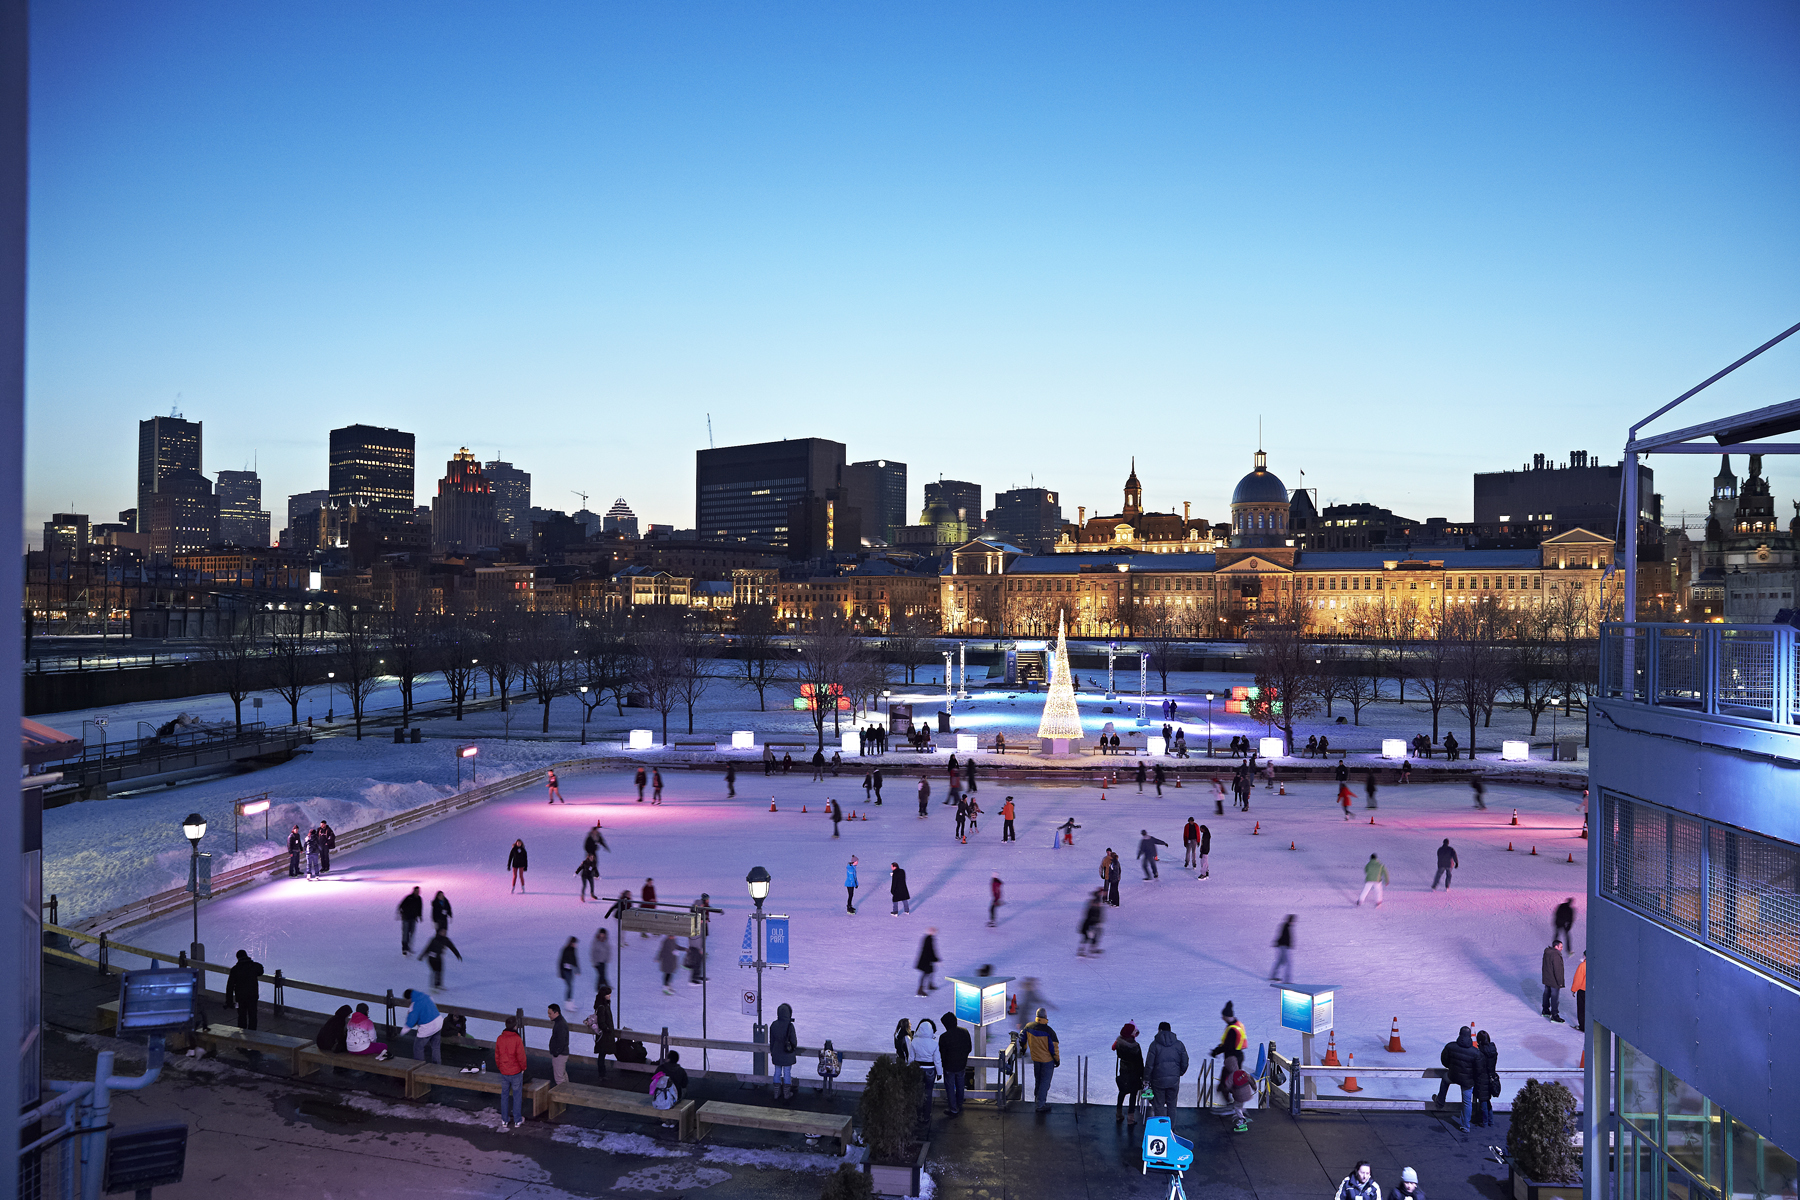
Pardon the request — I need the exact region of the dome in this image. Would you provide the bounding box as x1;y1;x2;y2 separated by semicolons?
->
1231;451;1288;506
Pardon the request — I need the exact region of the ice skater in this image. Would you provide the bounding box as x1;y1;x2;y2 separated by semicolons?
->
954;796;968;841
889;861;911;915
965;796;981;837
431;890;453;934
1196;823;1212;879
1078;889;1105;956
1212;778;1226;816
651;769;664;804
317;820;336;872
305;824;323;879
988;876;1003;927
589;927;610;989
397;886;423;955
872;768;883;804
640;878;657;936
1553;897;1576;953
558;936;580;999
546;768;564;803
1432;839;1459;890
1269;914;1295;982
508;839;529;893
287;825;303;877
1137;830;1167;879
829;798;843;837
583;822;610;857
418;929;462;988
576;853;600;901
635;766;647;801
845;856;859;914
1338;782;1355;820
1182;817;1199;868
915;928;940;995
1471;774;1487;809
1001;796;1016;841
658;935;680;994
1136;761;1147;793
1106;849;1122;906
1055;817;1080;847
725;763;736;797
1357;854;1389;907
1364;773;1378;809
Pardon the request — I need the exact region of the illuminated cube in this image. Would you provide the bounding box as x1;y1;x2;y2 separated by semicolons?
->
956;733;977;754
731;731;755;749
1382;739;1406;759
1259;736;1285;759
628;729;654;750
1502;740;1529;762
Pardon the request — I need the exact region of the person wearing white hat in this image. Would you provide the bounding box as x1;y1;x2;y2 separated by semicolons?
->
1393;1166;1422;1198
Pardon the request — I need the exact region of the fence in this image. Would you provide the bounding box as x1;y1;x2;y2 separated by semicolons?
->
1600;621;1800;726
1266;1046;1584;1113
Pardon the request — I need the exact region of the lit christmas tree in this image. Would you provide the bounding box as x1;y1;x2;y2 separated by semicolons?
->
1036;610;1085;740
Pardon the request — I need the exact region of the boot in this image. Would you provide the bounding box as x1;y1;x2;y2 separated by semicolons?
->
1114;1102;1123;1123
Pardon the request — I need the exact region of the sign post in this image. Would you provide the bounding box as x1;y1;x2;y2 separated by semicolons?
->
1274;983;1338;1100
738;908;790;1075
945;974;1013;1093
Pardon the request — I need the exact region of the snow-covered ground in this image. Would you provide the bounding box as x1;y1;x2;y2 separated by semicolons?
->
106;763;1589;1106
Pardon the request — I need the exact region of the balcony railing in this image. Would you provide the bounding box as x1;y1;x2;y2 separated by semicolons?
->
1600;622;1800;726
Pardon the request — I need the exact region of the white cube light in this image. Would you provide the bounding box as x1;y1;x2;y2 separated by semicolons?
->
956;732;977;754
1259;736;1285;759
628;729;654;750
1502;739;1529;762
1382;739;1406;759
842;730;860;755
1147;736;1167;756
731;731;755;750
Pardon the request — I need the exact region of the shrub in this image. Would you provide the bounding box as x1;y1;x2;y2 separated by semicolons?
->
1507;1078;1580;1183
857;1053;920;1161
820;1163;875;1200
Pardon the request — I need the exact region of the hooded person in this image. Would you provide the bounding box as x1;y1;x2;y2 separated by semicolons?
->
938;1012;973;1115
1443;1025;1482;1132
1112;1023;1145;1123
909;1017;941;1125
345;1003;389;1059
402;989;446;1064
768;1002;800;1101
1143;1021;1189;1118
315;1004;352;1055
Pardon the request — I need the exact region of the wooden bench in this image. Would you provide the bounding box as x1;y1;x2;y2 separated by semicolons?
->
195;1024;311;1074
546;1081;697;1141
297;1045;421;1087
672;740;717;751
695;1100;853;1156
406;1063;551;1118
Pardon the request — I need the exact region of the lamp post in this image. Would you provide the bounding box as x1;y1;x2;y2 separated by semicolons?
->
1550;697;1561;748
745;866;771;1075
1106;642;1117;700
579;685;589;745
326;670;335;722
182;812;207;963
1205;692;1215;758
882;689;892;740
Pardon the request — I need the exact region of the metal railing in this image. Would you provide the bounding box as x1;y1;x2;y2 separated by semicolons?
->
1266;1048;1584;1113
1600;622;1799;726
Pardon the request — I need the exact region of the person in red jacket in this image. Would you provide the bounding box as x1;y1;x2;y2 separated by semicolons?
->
495;1016;528;1130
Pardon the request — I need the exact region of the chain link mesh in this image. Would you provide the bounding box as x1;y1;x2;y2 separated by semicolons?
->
1707;825;1800;984
1602;792;1702;933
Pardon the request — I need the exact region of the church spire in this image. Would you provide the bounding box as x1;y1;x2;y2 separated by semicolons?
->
1122;458;1142;518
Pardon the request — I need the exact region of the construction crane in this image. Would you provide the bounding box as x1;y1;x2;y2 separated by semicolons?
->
571;490;589;510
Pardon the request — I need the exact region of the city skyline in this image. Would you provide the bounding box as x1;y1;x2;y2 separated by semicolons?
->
23;2;1800;540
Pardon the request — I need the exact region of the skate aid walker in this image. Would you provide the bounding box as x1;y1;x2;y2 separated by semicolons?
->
1141;1116;1195;1199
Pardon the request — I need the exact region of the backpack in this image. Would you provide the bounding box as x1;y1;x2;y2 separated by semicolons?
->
649;1072;677;1110
615;1038;648;1063
817;1046;841;1078
1230;1069;1256;1103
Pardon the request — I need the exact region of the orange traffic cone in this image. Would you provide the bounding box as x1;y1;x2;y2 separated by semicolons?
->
1387;1017;1405;1053
1007;993;1017;1015
1323;1032;1341;1067
1579;1045;1586;1069
1507;842;1514;852
1339;1052;1362;1093
1369;814;1376;825
1580;816;1589;840
770;800;778;812
1530;846;1538;856
802;805;807;813
1290;841;1297;850
1175;777;1182;788
1511;808;1519;826
1278;782;1286;795
1566;852;1575;864
1252;821;1260;835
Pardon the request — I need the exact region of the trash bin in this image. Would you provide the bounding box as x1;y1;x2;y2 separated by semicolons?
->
1556;740;1579;762
938;711;952;734
392;727;404;744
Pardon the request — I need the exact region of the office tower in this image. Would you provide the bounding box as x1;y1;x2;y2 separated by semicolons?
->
285;490;331;542
484;459;531;543
785;490;862;560
695;438;846;548
1474;451;1657;546
42;513;88;558
430;448;503;555
603;498;639;538
923;479;982;530
328;424;415;521
985;487;1063;553
145;468;219;558
572;507;601;538
844;459;908;543
137;414;202;534
216;469;272;548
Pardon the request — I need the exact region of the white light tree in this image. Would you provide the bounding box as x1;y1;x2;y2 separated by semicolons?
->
1036;610;1085;741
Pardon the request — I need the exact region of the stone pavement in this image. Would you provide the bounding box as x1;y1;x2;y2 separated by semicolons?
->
41;957;1514;1197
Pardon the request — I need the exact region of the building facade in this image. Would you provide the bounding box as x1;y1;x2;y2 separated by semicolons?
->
215;469;271;548
429;449;504;555
1054;462;1219;553
144;468;219;560
136;414;203;535
844;459;907;543
695;438;847;548
328;424;415;522
484;459;532;543
1474;450;1659;547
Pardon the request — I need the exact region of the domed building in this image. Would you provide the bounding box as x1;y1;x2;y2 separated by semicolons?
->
1229;449;1292;549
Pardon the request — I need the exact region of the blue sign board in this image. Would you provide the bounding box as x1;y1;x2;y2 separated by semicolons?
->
738;917;753;966
1277;984;1337;1035
952;979;981;1024
765;917;790;966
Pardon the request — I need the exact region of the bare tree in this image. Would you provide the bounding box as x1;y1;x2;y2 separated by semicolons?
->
207;617;264;733
734;603;786;711
1315;642;1348;719
520;615;574;734
1506;604;1560;734
386;608;434;727
482;611;525;713
338;609;388;741
792;614;859;750
673;618;716;735
575;609;636;716
1446;600;1512;754
1405;616;1456;746
885;611;936;684
436;614;482;721
1246;599;1326;754
1136;602;1183;692
265;628;315;726
630;610;685;745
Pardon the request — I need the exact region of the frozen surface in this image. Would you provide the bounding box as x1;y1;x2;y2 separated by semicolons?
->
112;762;1590;1105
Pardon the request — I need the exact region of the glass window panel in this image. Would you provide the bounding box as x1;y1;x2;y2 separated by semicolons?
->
1619;1039;1663;1141
1663;1067;1711;1190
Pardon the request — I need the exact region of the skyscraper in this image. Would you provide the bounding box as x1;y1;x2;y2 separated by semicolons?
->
924;479;982;529
328;424;416;521
603;498;639;538
285;490;331;543
137;414;202;534
696;438;846;548
484;459;532;544
145;468;219;559
430;449;503;555
216;470;271;548
844;459;907;543
986;487;1063;553
42;513;87;559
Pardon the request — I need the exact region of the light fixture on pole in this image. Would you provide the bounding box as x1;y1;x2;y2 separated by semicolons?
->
1205;692;1215;758
326;671;335;722
942;651;954;715
1106;641;1117;700
579;685;589;744
182;812;208;963
882;689;892;731
1550;697;1561;746
744;866;772;1074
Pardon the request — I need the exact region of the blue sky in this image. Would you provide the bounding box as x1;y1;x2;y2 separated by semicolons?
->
25;1;1800;542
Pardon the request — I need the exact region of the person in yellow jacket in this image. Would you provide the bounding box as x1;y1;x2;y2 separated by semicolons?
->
1210;1001;1248;1098
1572;949;1588;1032
1023;1008;1060;1112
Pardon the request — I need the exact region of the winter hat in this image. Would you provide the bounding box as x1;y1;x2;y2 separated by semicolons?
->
1035;1008;1048;1020
1221;1002;1235;1022
1157;1021;1172;1032
1119;1023;1137;1039
1402;1168;1418;1184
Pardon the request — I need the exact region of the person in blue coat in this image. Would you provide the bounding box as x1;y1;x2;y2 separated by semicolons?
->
844;856;859;914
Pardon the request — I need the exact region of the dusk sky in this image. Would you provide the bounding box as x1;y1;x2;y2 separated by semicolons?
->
24;2;1800;543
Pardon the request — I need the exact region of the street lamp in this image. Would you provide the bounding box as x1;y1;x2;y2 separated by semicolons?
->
1205;692;1215;758
745;866;772;1073
326;670;335;722
579;685;590;744
1550;697;1561;747
882;689;892;737
182;812;208;963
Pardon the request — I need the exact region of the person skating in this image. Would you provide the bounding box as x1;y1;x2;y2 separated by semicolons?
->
1470;774;1487;809
1056;817;1080;847
915;928;940;995
988;876;1002;928
1572;949;1587;1031
286;824;303;877
1270;914;1296;982
965;796;981;837
889;861;911;915
431;890;453;934
1182;817;1200;868
589;927;610;990
317;820;336;872
1152;763;1166;796
402;988;446;1064
1357;854;1389;906
940;1012;972;1115
635;766;647;801
1136;760;1147;793
1553;896;1576;953
953;796;968;841
576;853;600;901
1137;829;1167;880
1112;1023;1145;1123
1196;823;1212;879
558;936;580;1000
830;798;843;838
225;949;264;1030
684;935;706;985
583;822;609;857
1335;1161;1380;1200
1143;1021;1189;1119
768;1002;800;1101
1106;849;1122;906
651;768;664;804
1334;759;1349;784
725;762;736;798
547;1003;571;1085
657;935;680;994
1078;889;1105;956
546;768;564;804
495;1016;528;1129
1473;1030;1499;1127
1338;782;1355;820
305;823;324;879
1364;772;1378;809
418;930;462;988
845;856;859;913
398;886;423;955
640;878;657;938
1541;938;1567;1022
1001;796;1016;841
872;767;883;804
1023;1008;1060;1112
508;839;529;893
909;1017;941;1126
917;777;930;817
1212;778;1226;816
1432;839;1459;890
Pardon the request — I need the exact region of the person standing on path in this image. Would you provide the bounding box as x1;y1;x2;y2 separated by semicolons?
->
845;857;859;914
1143;1021;1189;1119
1269;915;1296;983
495;1016;528;1129
1444;731;1459;761
1335;1162;1380;1200
576;853;600;902
588;985;616;1077
830;798;843;838
318;820;336;873
635;767;647;801
725;763;736;797
811;749;826;781
1196;823;1212;879
1112;1023;1145;1124
910;1017;941;1125
402;988;446;1064
418;929;462;988
872;767;883;804
286;825;303;877
917;777;931;817
763;744;775;776
398;887;423;955
1541;938;1567;1022
547;1003;571;1085
508;840;529;893
1137;830;1167;879
1023;1008;1060;1112
1474;1030;1499;1127
558;936;580;1000
1573;950;1587;1031
940;1012;972;1115
1357;854;1389;907
915;928;940;995
1432;839;1459;890
547;768;564;803
226;949;263;1030
1554;897;1577;954
768;1002;799;1101
1001;796;1016;841
431;890;453;934
988;876;1003;928
1182;817;1200;868
1442;1025;1480;1132
890;861;911;915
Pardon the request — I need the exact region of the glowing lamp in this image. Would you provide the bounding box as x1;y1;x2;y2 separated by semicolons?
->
745;865;771;908
1147;736;1167;756
1259;737;1285;760
237;799;270;816
1502;740;1529;762
956;733;977;754
181;813;207;845
457;744;479;759
628;729;654;750
1381;739;1406;759
731;731;755;749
